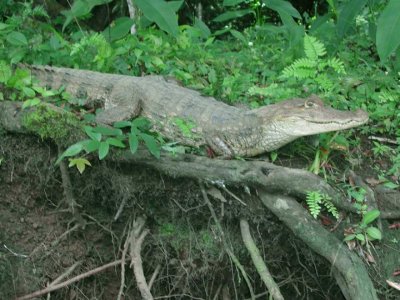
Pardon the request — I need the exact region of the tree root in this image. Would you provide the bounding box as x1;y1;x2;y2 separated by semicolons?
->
259;190;378;300
200;182;255;299
240;219;284;300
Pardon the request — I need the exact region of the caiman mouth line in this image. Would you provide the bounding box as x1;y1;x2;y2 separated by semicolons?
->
306;119;367;125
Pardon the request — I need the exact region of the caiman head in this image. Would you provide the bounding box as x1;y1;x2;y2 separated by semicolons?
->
253;95;368;151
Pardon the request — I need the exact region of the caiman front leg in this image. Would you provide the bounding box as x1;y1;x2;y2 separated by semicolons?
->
206;136;235;158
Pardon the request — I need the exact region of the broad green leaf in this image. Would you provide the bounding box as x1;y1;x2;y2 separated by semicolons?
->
355;233;365;242
62;0;112;31
55;143;84;164
113;120;132;128
103;17;135;42
22;98;41;109
6;31;28;46
0;62;12;83
106;137;125;148
32;86;45;94
223;0;246;6
230;29;247;44
263;0;301;19
98;141;109;160
343;234;356;241
22;87;35;97
132;117;151;129
213;9;254;22
366;227;382;240
383;181;399;189
129;133;139;154
279;11;304;49
135;0;179;37
9;48;26;64
83;140;101;152
68;157;91;174
376;0;400;62
167;0;184;12
194;17;211;39
40;89;57;97
92;126;123;136
336;0;367;37
84;126;102;141
362;209;380;225
140;133;160;158
0;23;10;30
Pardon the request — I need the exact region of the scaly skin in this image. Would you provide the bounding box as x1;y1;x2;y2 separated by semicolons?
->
27;65;369;156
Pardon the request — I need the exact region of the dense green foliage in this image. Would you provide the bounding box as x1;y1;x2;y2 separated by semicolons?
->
0;0;399;178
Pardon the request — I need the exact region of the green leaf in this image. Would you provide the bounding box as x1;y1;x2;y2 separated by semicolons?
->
103;17;135;42
366;227;382;240
264;0;301;19
279;11;304;48
6;31;28;46
106;137;125;148
132;117;151;129
355;233;365;242
336;0;367;37
167;0;184;12
92;126;123;136
22;98;41;109
62;0;113;31
194;17;211;39
135;0;179;37
55;143;84;164
0;61;12;83
344;234;356;241
83;140;101;152
84;126;102;141
129;133;139;154
140;133;160;158
113;120;132;128
213;9;254;22
22;87;36;98
98;142;109;160
361;209;380;225
223;0;246;6
383;181;399;189
68;157;91;174
0;23;10;30
230;29;247;43
376;0;400;62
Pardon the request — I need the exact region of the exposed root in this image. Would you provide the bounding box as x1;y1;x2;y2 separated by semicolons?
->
259;190;378;300
16;259;125;300
240;219;284;300
199;181;255;300
128;217;153;300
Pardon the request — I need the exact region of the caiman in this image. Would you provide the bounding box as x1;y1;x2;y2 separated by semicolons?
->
26;65;369;157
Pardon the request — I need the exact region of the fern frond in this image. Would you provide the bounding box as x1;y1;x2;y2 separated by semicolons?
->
315;74;334;91
328;57;346;74
321;195;339;219
306;191;322;218
304;35;326;60
282;58;317;79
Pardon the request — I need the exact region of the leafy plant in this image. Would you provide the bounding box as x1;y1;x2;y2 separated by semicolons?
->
56;117;162;172
281;34;346;92
347;186;368;215
344;209;382;244
306;191;339;219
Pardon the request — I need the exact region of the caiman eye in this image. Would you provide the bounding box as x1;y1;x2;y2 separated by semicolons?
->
304;100;316;108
